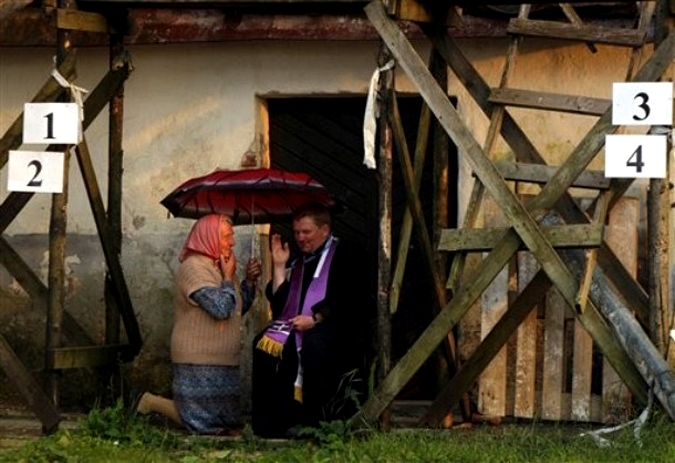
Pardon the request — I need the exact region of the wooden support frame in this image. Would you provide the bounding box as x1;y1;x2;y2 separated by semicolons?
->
0;44;139;429
358;0;675;426
423;25;651;326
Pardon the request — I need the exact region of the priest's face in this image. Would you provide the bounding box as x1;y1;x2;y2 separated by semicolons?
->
293;216;330;254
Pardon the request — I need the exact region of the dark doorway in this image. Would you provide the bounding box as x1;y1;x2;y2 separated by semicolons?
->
268;96;458;399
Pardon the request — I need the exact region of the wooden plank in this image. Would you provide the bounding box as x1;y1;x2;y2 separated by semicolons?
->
542;288;566;421
571;314;593;421
439;224;604;252
559;3;598;53
376;44;394;430
507;18;645;47
0;237;96;345
75;139;142;354
421;271;551;425
390;80;432;314
0;335;59;434
478;198;509;417
514;250;537;418
561;393;603;423
390;96;448;311
48;345;135;369
385;0;461;26
489;88;610;116
0;236;48;305
56;8;112;34
494;161;610;189
602;197;638;422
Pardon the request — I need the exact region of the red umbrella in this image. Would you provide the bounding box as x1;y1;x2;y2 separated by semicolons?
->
160;168;335;225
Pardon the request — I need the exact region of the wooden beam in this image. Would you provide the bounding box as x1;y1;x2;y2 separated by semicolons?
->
56;8;113;34
0;236;48;306
438;224;604;252
493;161;610;189
384;0;461;26
76;138;142;354
508;18;645;47
0;237;96;346
489;88;610;116
559;3;598;53
0;335;59;434
48;344;136;369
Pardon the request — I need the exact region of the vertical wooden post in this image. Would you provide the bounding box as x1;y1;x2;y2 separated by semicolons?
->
650;0;673;356
376;42;394;431
105;25;125;349
647;125;672;353
45;0;73;407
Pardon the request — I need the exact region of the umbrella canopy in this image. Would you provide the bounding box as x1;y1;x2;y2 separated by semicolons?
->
160;168;335;225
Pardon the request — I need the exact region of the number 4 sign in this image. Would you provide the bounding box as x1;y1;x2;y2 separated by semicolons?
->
7;150;65;193
605;134;667;178
23;102;81;145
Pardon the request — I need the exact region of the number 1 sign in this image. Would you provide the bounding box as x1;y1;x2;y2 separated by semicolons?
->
605;134;667;178
23;102;81;145
612;82;673;126
7;150;65;193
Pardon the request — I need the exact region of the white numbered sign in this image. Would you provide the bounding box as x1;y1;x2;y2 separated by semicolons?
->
612;82;673;126
23;102;81;145
605;134;667;178
7;150;65;193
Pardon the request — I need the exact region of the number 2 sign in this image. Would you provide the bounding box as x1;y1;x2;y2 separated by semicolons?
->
605;134;667;178
7;151;65;193
23;102;81;145
612;82;673;126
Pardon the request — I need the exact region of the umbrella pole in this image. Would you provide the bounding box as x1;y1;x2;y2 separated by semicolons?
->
250;197;258;262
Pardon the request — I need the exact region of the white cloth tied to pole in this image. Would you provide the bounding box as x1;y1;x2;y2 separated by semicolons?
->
363;59;395;170
51;66;89;141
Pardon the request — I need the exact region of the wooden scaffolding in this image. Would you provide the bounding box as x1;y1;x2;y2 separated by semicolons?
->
359;0;675;427
0;4;141;432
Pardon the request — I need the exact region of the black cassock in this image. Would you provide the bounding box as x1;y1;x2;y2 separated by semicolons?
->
252;239;375;438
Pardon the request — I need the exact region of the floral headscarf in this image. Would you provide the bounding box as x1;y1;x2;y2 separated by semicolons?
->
178;214;231;263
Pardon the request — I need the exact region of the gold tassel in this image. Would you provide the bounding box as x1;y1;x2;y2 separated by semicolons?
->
294;385;303;403
256;335;284;357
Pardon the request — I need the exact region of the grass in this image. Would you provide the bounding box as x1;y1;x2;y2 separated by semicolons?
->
2;401;675;462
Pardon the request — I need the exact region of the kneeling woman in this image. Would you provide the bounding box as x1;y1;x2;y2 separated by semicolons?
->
134;214;261;435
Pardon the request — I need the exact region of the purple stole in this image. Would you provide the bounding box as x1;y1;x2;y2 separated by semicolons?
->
256;236;338;358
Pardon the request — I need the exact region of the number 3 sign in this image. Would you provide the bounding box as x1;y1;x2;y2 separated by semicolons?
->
7;151;65;193
23;102;81;145
612;82;673;126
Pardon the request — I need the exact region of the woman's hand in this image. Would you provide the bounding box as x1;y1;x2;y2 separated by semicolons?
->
245;258;262;285
219;254;236;281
